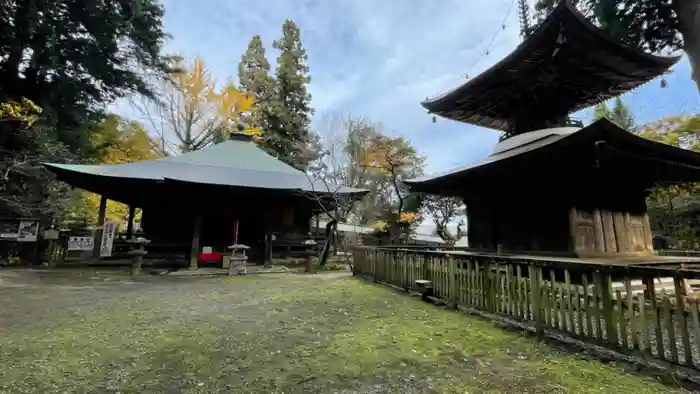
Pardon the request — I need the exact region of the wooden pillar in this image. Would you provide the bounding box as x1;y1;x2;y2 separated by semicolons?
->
126;205;136;239
642;213;654;252
568;207;578;253
264;232;273;266
263;212;273;267
93;195;107;258
592;209;605;253
189;214;202;269
612;212;629;252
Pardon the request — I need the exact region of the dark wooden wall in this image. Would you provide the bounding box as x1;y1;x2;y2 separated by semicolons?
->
464;193;570;253
141;197;314;260
462;175;654;257
569;208;653;257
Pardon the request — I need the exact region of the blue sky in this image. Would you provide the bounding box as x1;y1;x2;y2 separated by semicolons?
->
117;0;698;233
122;0;700;174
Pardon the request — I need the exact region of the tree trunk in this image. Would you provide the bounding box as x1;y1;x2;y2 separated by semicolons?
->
674;0;700;95
0;1;37;96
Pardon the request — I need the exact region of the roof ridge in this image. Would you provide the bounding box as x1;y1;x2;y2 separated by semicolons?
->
152;157;305;175
154;140;303;174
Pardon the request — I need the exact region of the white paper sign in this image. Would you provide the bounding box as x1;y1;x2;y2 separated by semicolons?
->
17;220;39;242
100;221;119;257
68;236;94;251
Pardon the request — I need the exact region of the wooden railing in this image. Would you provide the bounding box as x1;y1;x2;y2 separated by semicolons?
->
353;247;700;372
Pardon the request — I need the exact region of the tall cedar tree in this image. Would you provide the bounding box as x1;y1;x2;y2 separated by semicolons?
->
237;35;281;156
272;20;318;170
0;0;170;221
593;97;636;131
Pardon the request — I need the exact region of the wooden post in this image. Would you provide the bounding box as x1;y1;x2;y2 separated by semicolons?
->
449;256;458;309
189;214;202;270
422;255;430;281
599;272;618;347
126;205;136;238
263;211;273;267
92;195;107;258
530;265;544;337
674;277;693;366
645;277;664;357
569;207;578;253
264;232;273;267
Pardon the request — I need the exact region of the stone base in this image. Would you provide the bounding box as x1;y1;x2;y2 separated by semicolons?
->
166;266;289;277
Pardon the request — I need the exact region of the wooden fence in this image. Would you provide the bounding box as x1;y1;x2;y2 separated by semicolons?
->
353;247;700;372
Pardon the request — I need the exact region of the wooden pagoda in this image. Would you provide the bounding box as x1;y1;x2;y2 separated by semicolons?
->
44;133;366;266
405;2;699;258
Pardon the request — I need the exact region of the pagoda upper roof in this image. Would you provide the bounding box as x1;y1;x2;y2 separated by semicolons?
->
421;2;680;132
44;135;367;203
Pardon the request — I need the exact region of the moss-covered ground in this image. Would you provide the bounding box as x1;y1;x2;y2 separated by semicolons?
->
0;269;687;393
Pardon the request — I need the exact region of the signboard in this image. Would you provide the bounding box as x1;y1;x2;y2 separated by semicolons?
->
17;220;39;242
0;219;39;242
0;221;19;240
68;236;94;251
99;221;118;257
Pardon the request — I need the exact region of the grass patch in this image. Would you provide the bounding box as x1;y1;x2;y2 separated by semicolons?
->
0;272;687;393
271;279;685;393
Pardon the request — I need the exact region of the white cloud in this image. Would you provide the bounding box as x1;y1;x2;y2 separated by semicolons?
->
107;0;699;239
116;0;698;176
121;0;522;172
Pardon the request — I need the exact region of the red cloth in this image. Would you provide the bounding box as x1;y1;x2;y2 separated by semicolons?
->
199;252;223;262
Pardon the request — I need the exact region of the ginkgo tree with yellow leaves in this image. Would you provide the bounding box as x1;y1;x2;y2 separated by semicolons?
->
0;98;42;126
362;134;425;241
138;56;260;154
65;115;163;227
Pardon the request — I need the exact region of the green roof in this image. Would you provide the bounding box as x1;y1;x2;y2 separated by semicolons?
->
44;135;366;195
